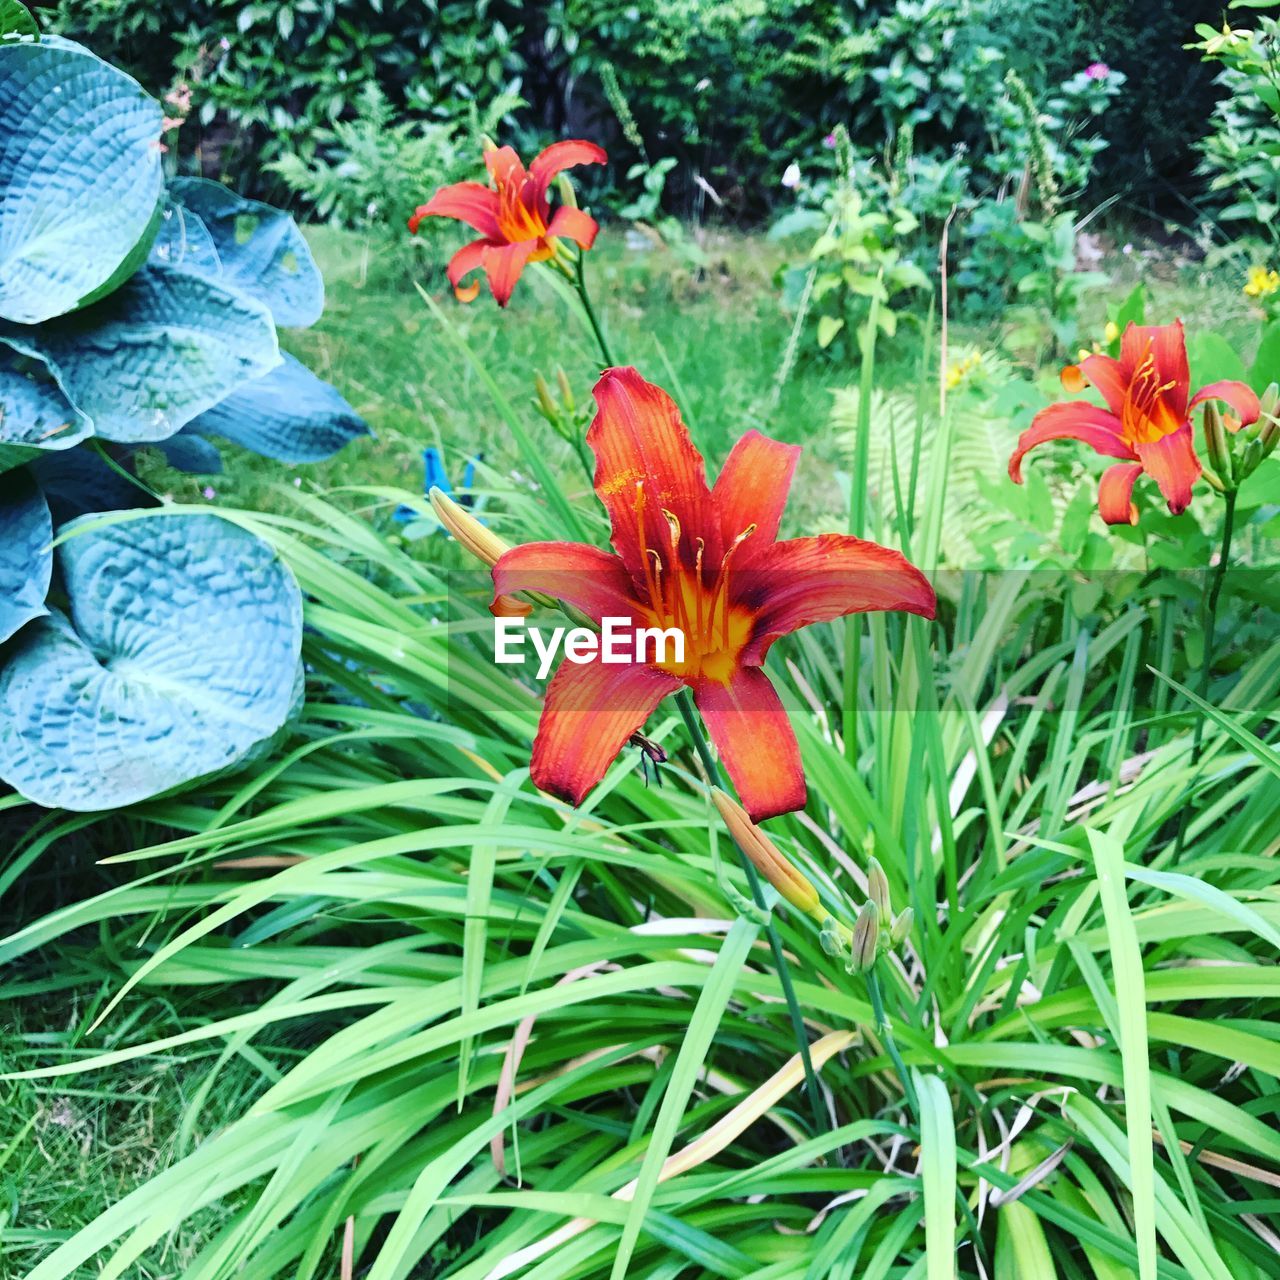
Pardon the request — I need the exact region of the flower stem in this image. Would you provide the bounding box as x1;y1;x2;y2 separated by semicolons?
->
674;688;827;1132
1193;489;1237;765
574;250;616;368
864;962;919;1120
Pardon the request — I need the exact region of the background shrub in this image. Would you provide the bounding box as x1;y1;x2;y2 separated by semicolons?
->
42;0;1228;225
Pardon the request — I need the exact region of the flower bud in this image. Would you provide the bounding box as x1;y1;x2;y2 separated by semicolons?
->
1259;411;1280;457
1260;382;1279;422
534;372;558;422
556;367;576;413
557;173;579;209
866;856;891;917
429;486;510;568
712;789;820;916
1236;436;1264;483
1204;402;1233;486
850;900;880;973
889;907;914;949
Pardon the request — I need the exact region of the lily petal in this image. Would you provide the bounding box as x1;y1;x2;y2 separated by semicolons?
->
416;182;502;239
1135;422;1201;515
492;542;641;624
587;367;720;590
1121;320;1189;418
546;205;600;250
1188;379;1261;426
482;240;538;307
530;140;608;196
531;658;680;807
1079;353;1128;416
446;239;489;302
693;668;806;822
737;534;936;663
1097;462;1143;526
1009;401;1134;483
484;145;527;189
711;429;800;553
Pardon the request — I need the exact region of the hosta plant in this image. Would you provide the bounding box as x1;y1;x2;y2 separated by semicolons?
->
0;3;367;810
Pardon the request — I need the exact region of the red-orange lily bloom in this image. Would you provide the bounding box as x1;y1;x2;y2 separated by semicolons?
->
491;367;937;822
1010;320;1260;525
408;140;606;306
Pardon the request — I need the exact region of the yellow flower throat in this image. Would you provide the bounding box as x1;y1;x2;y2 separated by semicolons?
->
632;482;754;684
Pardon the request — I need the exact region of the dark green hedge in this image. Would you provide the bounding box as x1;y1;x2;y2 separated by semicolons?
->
40;0;1221;220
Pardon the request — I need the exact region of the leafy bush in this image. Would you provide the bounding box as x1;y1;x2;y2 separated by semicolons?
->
1196;12;1280;246
0;6;367;810
265;81;522;242
46;0;530;200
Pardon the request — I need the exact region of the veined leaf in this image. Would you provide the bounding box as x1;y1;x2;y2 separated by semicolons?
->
0;467;50;643
3;266;279;443
189;352;368;463
0;36;162;323
0;511;302;810
0;340;92;472
170;177;324;328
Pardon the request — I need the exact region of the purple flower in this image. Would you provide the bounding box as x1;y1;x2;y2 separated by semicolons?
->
1084;62;1110;80
823;133;838;149
202;486;216;500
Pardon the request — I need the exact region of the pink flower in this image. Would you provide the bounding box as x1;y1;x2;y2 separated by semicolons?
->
823;133;838;149
202;486;216;500
1084;62;1110;80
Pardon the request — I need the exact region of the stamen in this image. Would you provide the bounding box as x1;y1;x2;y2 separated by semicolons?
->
634;481;663;608
710;524;756;648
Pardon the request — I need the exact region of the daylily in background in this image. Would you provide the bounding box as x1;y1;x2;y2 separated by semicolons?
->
1009;319;1260;525
409;140;606;306
491;367;936;821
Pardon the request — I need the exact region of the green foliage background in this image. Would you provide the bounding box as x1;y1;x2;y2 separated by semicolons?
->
46;0;1221;216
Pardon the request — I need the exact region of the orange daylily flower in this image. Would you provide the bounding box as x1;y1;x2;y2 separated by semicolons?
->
491;367;937;822
408;140;606;306
1010;320;1260;525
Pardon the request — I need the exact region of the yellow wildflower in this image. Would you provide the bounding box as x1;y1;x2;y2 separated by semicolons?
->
1244;266;1280;299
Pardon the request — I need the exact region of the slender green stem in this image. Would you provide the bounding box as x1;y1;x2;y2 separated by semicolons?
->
674;689;827;1131
575;251;616;368
1192;490;1237;765
865;963;919;1119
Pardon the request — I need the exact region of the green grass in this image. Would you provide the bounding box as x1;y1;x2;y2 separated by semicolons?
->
3;223;1280;1279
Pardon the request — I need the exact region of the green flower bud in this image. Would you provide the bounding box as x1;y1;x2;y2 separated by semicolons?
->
556;367;576;413
1236;436;1264;483
1204;402;1233;486
866;856;891;917
850;900;880;973
889;907;915;949
557;173;579;209
534;372;558;422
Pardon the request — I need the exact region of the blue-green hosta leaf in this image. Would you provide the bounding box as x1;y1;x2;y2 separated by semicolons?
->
30;447;153;524
169;177;323;327
154;433;223;474
148;202;222;277
189;352;368;462
0;512;303;810
2;265;279;442
0;36;163;323
0;340;91;473
0;468;50;644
